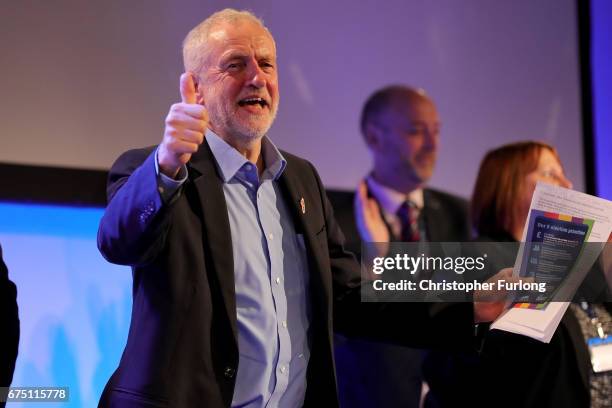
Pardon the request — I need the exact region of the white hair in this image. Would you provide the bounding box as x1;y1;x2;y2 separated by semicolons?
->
182;8;270;74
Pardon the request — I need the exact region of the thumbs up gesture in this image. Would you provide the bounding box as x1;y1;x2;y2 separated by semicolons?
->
158;73;208;178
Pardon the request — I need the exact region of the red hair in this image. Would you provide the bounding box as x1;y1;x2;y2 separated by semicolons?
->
471;141;561;237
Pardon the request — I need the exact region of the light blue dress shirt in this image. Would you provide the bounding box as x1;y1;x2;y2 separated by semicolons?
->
156;130;311;407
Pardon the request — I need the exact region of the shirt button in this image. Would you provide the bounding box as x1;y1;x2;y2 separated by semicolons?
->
223;366;235;379
268;233;274;240
275;277;281;284
282;321;287;328
298;353;304;359
280;365;287;374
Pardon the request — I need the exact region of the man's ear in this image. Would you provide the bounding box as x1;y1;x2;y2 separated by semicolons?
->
364;122;384;152
193;76;206;106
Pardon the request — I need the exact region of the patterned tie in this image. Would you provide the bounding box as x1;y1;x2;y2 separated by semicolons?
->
396;200;421;242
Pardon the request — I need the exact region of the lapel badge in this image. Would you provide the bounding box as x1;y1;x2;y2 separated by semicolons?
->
300;197;306;214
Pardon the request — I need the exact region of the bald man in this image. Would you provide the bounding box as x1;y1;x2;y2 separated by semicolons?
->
333;85;471;408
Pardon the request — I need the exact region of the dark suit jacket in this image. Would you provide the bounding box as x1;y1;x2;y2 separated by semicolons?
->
97;142;475;407
329;186;471;408
0;245;19;408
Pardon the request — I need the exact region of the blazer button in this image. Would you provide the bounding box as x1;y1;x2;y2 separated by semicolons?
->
223;366;235;379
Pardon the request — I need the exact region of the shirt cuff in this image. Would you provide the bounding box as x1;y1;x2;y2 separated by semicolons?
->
154;148;188;203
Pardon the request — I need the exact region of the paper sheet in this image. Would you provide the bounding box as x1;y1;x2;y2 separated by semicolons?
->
491;182;612;343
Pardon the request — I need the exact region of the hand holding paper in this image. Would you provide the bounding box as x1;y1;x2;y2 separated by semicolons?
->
491;182;612;342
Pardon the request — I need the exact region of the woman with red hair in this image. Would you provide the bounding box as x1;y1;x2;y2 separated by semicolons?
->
425;141;611;408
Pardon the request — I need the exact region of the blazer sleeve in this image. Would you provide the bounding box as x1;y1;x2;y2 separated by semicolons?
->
97;147;173;266
306;165;477;350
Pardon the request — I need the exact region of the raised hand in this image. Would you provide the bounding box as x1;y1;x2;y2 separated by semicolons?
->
354;181;390;268
158;73;208;178
354;181;390;243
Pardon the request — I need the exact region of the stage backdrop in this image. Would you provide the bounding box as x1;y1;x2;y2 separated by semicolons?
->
592;0;612;200
1;0;584;196
0;203;130;408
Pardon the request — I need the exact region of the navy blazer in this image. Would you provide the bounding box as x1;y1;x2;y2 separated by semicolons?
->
97;140;474;407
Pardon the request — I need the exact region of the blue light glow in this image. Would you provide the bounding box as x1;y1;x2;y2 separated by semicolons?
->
0;202;131;408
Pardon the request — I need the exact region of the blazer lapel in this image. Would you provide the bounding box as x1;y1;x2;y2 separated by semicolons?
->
188;141;237;341
278;161;332;322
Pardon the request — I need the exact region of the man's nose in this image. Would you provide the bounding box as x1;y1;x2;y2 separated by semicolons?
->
424;128;439;150
246;61;265;88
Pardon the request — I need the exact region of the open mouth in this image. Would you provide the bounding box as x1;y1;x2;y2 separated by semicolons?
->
238;97;268;108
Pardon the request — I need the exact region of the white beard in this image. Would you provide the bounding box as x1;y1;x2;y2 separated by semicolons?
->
209;103;278;144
